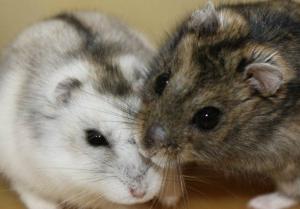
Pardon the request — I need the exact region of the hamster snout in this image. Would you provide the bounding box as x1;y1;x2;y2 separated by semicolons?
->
142;122;187;166
144;123;181;160
129;187;145;198
145;123;171;148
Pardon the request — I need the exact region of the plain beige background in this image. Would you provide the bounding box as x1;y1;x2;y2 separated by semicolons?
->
1;0;300;209
0;0;265;49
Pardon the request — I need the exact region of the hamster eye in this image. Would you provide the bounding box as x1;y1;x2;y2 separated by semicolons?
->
192;107;222;131
154;73;170;95
85;129;109;147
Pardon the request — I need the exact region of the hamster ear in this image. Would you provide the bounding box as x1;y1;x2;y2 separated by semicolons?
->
54;78;82;104
244;63;283;96
187;1;220;35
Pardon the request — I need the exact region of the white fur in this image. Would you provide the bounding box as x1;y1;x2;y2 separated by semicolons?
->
248;192;297;209
0;69;29;177
16;186;58;209
0;59;162;209
117;54;149;93
0;12;162;209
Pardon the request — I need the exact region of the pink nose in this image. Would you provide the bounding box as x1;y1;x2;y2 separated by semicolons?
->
129;188;146;198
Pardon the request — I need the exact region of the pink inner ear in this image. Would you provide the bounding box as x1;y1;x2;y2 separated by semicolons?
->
245;63;283;96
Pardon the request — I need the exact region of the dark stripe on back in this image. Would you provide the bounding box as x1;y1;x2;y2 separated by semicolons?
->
54;13;132;97
55;13;124;62
55;13;95;51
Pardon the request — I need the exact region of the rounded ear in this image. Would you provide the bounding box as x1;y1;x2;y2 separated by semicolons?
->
244;63;283;96
187;1;220;35
54;78;82;105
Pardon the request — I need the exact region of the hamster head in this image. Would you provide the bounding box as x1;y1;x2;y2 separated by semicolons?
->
23;55;162;206
137;2;300;170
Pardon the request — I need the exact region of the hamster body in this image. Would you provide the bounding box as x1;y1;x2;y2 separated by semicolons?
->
137;1;300;209
0;11;162;209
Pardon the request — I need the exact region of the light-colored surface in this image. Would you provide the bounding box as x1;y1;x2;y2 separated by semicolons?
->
1;0;300;209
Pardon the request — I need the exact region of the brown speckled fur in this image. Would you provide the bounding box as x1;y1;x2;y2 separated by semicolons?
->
137;0;300;200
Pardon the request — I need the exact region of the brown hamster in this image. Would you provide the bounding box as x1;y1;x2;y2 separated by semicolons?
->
136;1;300;209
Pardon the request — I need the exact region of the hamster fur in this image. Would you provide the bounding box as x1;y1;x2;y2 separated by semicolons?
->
136;1;300;209
0;11;163;209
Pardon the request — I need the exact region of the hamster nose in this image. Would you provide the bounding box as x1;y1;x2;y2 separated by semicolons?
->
146;123;177;149
129;188;146;198
146;123;167;144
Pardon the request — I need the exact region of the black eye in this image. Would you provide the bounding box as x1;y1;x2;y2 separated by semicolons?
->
154;73;170;95
85;129;109;147
192;107;222;131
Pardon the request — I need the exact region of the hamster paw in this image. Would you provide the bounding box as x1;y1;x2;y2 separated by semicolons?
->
16;187;58;209
248;192;297;209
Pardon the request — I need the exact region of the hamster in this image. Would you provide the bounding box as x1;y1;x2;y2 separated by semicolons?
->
0;11;164;209
136;1;300;209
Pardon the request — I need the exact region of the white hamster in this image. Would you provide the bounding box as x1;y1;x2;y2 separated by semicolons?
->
0;11;163;209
